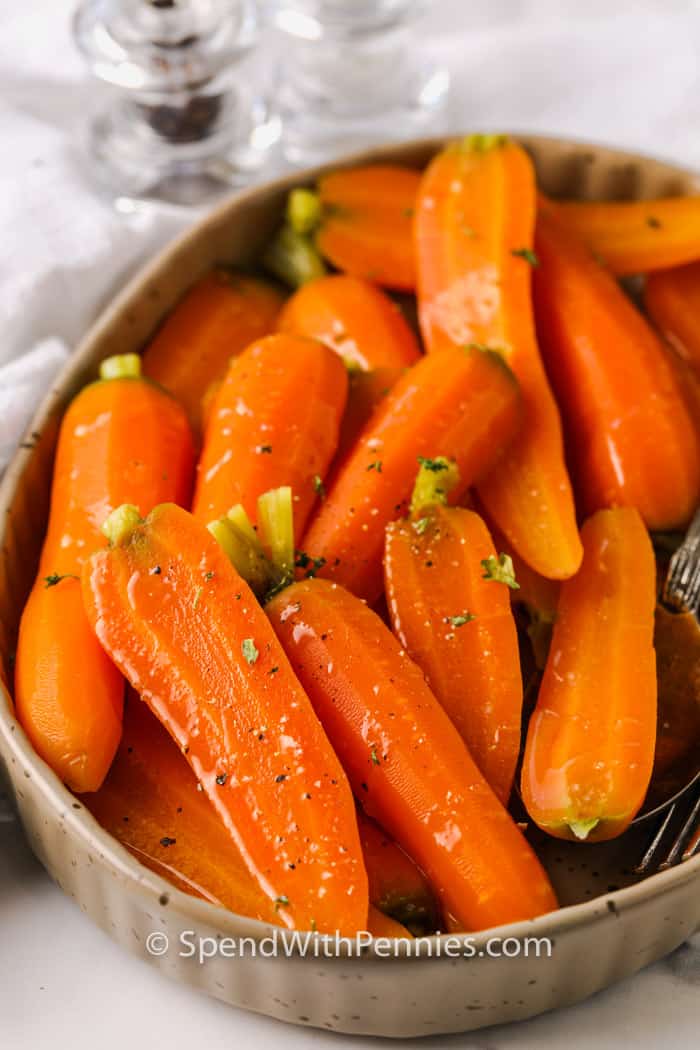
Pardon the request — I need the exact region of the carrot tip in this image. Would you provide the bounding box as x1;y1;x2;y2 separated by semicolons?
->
287;188;322;236
569;818;600;841
257;486;294;588
263;226;326;289
102;504;143;546
99;354;142;381
458;133;509;154
409;456;460;515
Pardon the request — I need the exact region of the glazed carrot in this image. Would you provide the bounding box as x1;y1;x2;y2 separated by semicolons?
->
15;355;194;792
192;334;348;539
546;195;700;275
415;135;582;580
82;502;368;934
534;206;700;529
333;366;404;471
384;460;522;803
357;809;438;934
366;907;412;939
84;696;282;923
142;270;284;434
645;260;700;374
277;275;420;371
302;344;521;603
314;166;420;290
521;508;657;842
267;579;557;931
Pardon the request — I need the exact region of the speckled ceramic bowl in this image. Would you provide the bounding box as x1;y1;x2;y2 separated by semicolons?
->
1;136;699;1038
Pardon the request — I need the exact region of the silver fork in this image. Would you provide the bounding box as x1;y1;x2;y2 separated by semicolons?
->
635;508;700;875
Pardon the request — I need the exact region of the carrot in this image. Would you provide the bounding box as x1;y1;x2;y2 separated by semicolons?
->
15;355;194;792
415;135;582;580
277;275;421;370
82;501;368;934
142;270;284;434
546;195;700;275
313;166;420;290
267;579;557;931
534;205;700;529
384;459;523;804
333;366;404;472
521;507;657;842
357;809;438;934
366;907;412;939
84;695;282;923
645;260;700;375
192;334;348;540
301;344;521;603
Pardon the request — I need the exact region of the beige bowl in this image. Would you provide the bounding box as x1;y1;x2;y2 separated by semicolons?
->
1;135;699;1038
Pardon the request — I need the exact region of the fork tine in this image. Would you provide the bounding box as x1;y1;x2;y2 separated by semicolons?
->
634;802;679;875
659;788;700;869
682;823;700;863
663;507;700;614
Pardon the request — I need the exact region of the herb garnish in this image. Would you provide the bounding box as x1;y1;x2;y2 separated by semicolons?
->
312;474;326;500
43;573;79;588
366;460;383;473
481;553;520;589
445;612;476;627
242;638;259;664
512;247;539;266
274;895;290;911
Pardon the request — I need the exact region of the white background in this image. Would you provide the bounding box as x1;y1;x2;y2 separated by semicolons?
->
2;1;700;1047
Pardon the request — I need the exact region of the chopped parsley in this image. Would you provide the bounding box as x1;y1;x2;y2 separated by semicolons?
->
312;474;326;500
511;247;539;267
445;612;476;627
204;571;215;581
242;638;259;665
43;572;79;588
416;456;449;473
366;460;383;473
412;516;431;535
295;551;326;577
274;895;290;911
370;749;380;766
481;553;520;590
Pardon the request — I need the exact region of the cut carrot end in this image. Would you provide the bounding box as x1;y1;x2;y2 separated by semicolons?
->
99;354;142;381
287;188;322;235
409;456;460;516
569;818;600;841
263;226;327;288
207;515;270;596
102;504;143;546
257;486;294;589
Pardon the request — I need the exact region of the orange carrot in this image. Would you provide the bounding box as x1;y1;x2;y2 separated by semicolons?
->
142;270;284;434
333;366;404;472
546;195;700;275
384;460;522;803
521;507;657;842
84;695;282;923
415;135;582;580
313;166;420;290
277;275;421;370
357;809;438;934
366;907;412;939
301;344;521;603
82;502;368;934
267;579;558;931
645;260;700;375
535;205;700;529
192;334;348;540
15;355;194;791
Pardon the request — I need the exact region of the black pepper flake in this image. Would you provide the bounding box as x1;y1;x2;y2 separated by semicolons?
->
275;774;287;783
257;444;273;454
150;565;162;575
360;782;368;792
216;773;228;786
268;666;279;676
646;215;662;229
160;836;176;847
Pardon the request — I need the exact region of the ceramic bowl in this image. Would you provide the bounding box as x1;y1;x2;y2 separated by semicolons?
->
1;135;699;1038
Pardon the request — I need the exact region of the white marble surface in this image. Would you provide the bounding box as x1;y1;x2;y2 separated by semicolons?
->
2;1;700;1045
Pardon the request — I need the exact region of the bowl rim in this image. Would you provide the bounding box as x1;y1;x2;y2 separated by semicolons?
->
2;131;699;957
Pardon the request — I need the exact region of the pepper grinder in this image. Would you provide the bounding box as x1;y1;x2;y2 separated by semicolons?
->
267;0;449;166
73;0;281;204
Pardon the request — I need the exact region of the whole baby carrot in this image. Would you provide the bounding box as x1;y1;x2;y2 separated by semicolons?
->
545;195;700;275
277;274;420;370
535;205;700;529
267;578;557;931
301;344;521;603
82;501;368;934
309;166;420;290
142;269;284;434
15;355;194;792
645;260;700;375
521;508;657;842
333;366;404;472
415;135;582;580
384;459;523;803
192;334;348;539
